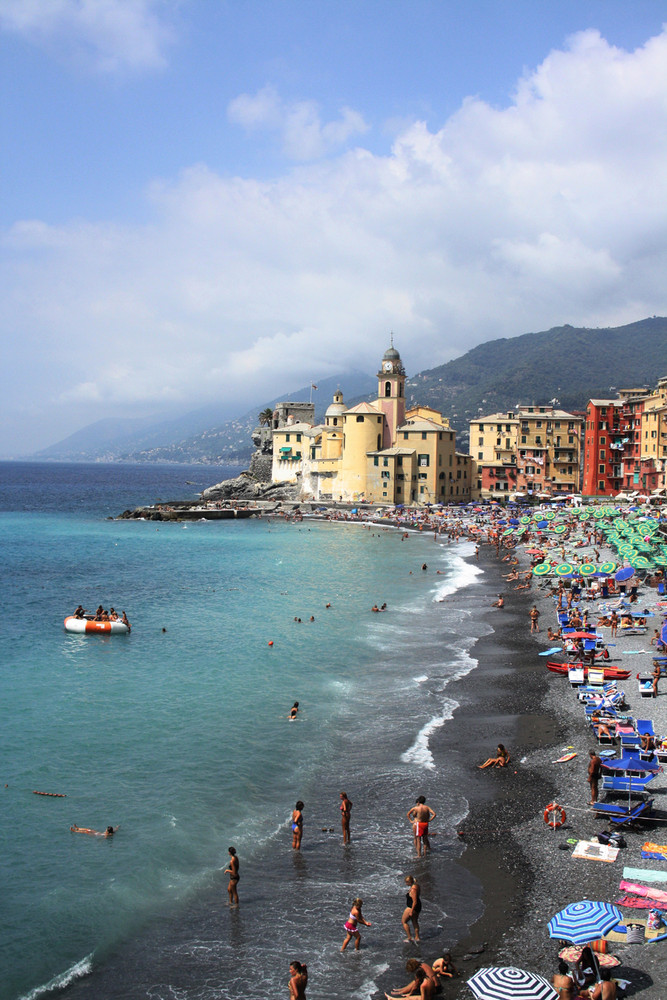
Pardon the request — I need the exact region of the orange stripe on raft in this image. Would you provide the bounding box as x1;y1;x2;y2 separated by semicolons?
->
85;621;112;632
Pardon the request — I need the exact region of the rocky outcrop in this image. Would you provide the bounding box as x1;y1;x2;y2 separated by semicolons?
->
201;470;300;503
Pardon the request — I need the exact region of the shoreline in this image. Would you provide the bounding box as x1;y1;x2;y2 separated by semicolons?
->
441;533;667;998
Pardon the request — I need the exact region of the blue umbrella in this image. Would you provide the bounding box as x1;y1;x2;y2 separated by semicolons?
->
467;967;557;1000
615;566;635;582
548;900;623;945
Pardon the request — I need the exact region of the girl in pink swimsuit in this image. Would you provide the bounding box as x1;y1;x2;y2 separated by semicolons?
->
341;898;372;951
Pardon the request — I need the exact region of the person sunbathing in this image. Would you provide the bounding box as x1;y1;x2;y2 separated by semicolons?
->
478;744;510;769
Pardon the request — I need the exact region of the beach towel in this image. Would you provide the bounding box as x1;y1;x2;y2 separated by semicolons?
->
572;840;619;862
641;842;667;861
619;880;667;904
615;895;667;912
624;866;667;883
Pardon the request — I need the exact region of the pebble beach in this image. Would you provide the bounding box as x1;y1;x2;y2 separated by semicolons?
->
430;502;667;1000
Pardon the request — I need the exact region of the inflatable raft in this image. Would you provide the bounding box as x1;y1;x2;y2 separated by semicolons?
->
64;616;129;635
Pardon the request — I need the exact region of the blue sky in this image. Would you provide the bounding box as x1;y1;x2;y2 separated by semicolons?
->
2;0;667;455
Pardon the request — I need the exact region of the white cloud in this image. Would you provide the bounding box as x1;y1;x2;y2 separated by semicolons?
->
0;0;176;72
4;26;667;452
227;85;369;160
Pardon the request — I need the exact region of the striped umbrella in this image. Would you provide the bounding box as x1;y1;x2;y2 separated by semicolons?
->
548;900;623;944
579;563;597;575
532;562;552;576
555;562;576;576
467;966;557;1000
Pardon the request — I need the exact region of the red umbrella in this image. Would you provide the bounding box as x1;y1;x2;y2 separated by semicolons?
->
525;548;544;555
565;631;598;640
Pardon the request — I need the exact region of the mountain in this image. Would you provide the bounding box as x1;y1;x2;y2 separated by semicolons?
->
406;316;667;451
29;317;667;464
32;372;377;464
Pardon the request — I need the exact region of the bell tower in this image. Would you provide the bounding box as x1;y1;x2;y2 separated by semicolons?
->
376;334;406;447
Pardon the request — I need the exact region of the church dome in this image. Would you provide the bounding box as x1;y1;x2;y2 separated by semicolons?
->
383;345;400;362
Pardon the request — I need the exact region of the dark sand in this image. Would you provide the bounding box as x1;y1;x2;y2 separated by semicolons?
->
437;544;665;999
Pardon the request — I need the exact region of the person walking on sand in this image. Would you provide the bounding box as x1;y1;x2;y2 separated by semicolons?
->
289;961;308;999
653;662;661;697
406;796;435;855
588;750;602;806
340;791;352;844
529;604;540;633
291;801;304;850
341;897;371;951
401;875;421;942
224;846;239;906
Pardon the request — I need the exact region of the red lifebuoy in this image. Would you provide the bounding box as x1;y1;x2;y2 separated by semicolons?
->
544;802;566;828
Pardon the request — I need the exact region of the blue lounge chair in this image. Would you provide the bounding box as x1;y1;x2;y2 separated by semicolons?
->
637;720;656;737
600;772;656;795
592;798;655;825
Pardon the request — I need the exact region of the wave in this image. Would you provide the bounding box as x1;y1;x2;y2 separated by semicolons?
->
18;955;93;1000
433;553;483;602
400;699;458;770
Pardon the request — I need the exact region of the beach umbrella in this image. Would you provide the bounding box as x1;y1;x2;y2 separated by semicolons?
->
579;563;597;576
555;563;576;576
615;566;634;582
597;562;616;575
467;966;557;1000
544;511;556;521
548;900;623;945
631;556;653;570
532;563;552;576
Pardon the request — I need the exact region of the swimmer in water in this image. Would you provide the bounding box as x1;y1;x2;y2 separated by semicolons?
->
289;701;299;721
70;824;119;837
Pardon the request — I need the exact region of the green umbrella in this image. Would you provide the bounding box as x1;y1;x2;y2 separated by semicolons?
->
598;561;617;574
502;528;514;536
579;563;597;575
520;516;531;524
532;562;552;576
555;562;576;576
544;511;556;521
632;556;653;569
553;524;567;534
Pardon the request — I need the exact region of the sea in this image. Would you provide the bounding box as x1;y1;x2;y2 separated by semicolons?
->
0;461;492;1000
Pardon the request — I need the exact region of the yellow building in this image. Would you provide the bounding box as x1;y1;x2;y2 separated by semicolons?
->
274;341;471;504
469;405;583;500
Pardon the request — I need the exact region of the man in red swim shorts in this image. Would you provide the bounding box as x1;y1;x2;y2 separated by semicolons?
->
407;796;436;856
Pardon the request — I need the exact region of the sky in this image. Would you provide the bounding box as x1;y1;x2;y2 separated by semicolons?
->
2;0;667;456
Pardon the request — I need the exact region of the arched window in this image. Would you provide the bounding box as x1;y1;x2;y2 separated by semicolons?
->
385;381;391;397
333;417;337;425
356;415;364;423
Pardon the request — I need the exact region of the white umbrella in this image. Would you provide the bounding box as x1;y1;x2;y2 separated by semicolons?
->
467;966;557;1000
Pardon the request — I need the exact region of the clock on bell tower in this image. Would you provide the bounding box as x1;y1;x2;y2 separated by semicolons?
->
376;335;406;447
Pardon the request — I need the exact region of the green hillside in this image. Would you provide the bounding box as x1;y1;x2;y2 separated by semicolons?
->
407;316;667;449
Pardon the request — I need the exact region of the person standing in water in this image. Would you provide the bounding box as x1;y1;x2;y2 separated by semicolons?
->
401;875;421;942
292;801;304;850
289;961;308;999
339;791;352;844
225;846;239;906
341;897;372;951
406;796;435;855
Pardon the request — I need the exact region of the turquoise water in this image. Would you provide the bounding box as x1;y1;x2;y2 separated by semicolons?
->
0;463;489;1000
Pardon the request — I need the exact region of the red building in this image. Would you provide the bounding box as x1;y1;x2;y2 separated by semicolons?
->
583;390;661;496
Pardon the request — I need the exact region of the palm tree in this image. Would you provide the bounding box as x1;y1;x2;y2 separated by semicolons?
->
259;407;274;428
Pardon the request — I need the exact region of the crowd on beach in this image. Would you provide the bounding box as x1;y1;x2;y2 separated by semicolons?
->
283;497;667;999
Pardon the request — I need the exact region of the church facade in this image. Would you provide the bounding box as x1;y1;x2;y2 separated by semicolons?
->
271;342;472;504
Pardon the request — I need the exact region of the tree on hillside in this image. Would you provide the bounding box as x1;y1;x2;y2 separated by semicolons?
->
259;407;274;428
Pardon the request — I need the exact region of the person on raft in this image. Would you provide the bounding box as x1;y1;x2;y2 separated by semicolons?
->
478;744;510;769
70;824;119;837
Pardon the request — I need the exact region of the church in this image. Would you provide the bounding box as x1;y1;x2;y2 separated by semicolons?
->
271;341;472;504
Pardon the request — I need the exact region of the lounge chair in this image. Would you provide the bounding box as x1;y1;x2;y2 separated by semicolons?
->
621;734;643;752
600;772;656;795
592;798;655;825
568;665;585;686
637;720;656;737
638;675;655;698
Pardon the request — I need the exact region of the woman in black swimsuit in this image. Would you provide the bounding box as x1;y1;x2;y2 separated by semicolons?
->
401;875;421;942
225;846;239;906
